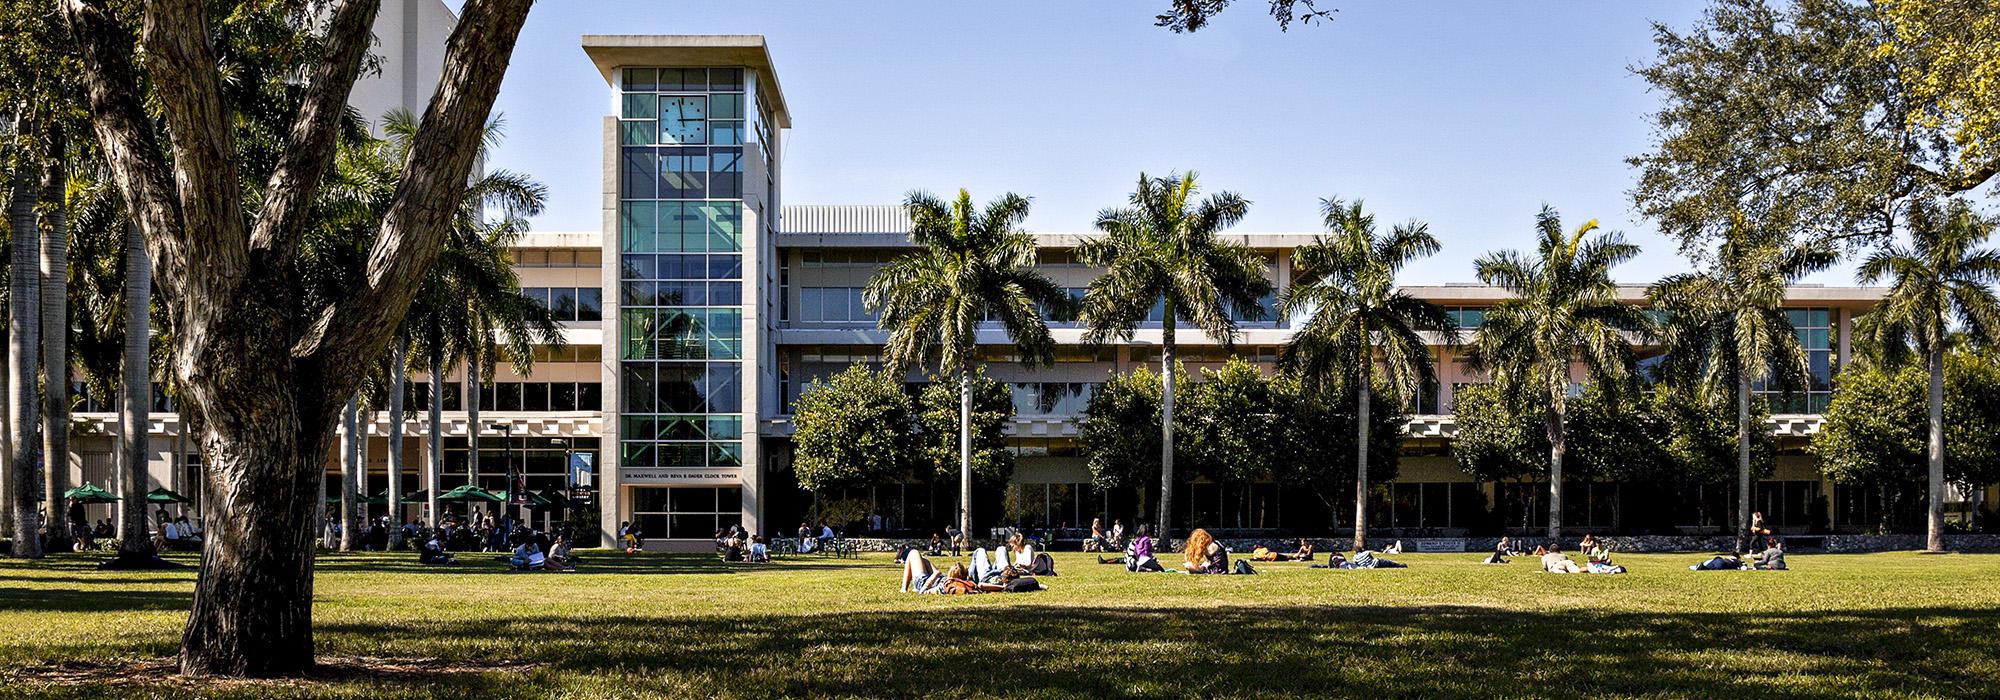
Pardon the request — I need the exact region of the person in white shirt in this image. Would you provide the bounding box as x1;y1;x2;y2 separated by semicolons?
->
1007;531;1036;567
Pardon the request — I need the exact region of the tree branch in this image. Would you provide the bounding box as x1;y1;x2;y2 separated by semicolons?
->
140;0;250;288
57;0;189;287
248;0;383;261
293;0;534;382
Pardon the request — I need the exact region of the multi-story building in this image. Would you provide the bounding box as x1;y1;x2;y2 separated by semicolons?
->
60;33;1927;549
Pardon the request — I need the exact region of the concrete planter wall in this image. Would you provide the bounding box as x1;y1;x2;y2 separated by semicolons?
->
772;534;2000;554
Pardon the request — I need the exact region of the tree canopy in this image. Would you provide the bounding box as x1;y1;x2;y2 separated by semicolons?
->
790;365;920;492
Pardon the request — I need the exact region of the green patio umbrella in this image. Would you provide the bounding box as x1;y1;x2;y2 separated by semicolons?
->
497;490;556;509
400;490;429;505
532;488;571;510
366;491;390;506
145;487;192;504
437;484;504;503
64;483;118;504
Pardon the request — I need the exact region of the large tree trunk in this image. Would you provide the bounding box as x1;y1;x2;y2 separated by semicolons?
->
958;369;972;540
387;345;405;546
1;323;11;537
1158;312;1176;540
1737;371;1753;554
1926;341;1946;552
117;222;155;560
39;134;70;550
59;0;535;676
7;132;44;558
427;355;443;526
1353;368;1371;553
1546;389;1565;541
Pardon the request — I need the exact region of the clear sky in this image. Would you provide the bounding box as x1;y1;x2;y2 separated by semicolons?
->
466;1;1855;286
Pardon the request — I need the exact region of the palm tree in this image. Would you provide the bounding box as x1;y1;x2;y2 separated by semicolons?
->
115;220;154;561
1076;172;1271;538
1469;206;1648;539
6;112;44;558
865;189;1069;538
1649;214;1836;552
37;126;70;547
1856;200;2000;552
366;109;556;526
1280;198;1458;552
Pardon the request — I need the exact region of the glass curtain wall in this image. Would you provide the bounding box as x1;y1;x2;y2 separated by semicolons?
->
617;67;749;480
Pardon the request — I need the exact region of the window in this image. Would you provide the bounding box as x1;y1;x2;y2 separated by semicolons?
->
1010;382;1098;415
798;288;877;324
1758;307;1836;413
630;486;742;539
477;382;603;411
1447;307;1486;330
521;287;603;322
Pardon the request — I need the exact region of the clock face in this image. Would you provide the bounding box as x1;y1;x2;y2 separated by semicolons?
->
660;96;708;145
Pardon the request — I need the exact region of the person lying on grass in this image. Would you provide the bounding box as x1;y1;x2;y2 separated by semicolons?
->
1252;539;1316;562
1309;549;1405;569
903;555;1043;594
1541;547;1582;574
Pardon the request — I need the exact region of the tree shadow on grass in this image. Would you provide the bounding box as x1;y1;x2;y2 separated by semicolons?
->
290;604;2000;698
0;587;192;614
309;553;883;577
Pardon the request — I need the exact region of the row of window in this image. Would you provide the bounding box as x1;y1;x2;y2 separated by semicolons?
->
1010;382;1098;416
477;382;603;413
522;287;604;322
619;201;742;253
628;486;745;539
621;439;744;471
619;361;744;415
621;253;744;282
622;67;746;93
620;147;744;201
620;308;745;361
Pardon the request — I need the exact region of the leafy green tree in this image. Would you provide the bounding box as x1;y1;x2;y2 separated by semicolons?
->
1649;214;1836;545
1078;172;1271;537
1468;206;1648;537
1180;359;1289;486
1814;362;1929;533
865;188;1067;539
56;0;536;675
915;369;1014;487
791;365;920;492
1080;364;1188;518
1631;0;2000;254
1856;200;2000;550
1882;0;2000;186
1280;198;1457;550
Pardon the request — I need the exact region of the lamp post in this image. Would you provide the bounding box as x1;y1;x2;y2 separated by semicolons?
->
487;422;518;525
552;437;572;534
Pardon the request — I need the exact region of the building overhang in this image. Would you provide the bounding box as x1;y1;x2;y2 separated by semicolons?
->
582;35;791;128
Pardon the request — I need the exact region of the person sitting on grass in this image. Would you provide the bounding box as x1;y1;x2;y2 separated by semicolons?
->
1751;537;1787;570
511;540;547;571
748;535;770;563
928;533;945;556
1085;517;1112;553
548;536;577;570
1006;531;1037;569
1580;535;1625;573
1099;525;1165;572
419;533;457;565
1484;536;1513;564
1183;528;1229;574
1541;546;1582;574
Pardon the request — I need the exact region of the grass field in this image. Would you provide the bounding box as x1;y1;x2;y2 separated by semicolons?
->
1;549;1997;698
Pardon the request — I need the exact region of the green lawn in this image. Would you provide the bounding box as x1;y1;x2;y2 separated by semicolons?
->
1;549;1996;698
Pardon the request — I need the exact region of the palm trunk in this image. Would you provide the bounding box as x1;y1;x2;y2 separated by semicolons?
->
1546;391;1565;540
467;346;481;498
2;322;11;537
7;133;44;557
1737;371;1753;553
1353;372;1371;552
1926;341;1946;552
387;346;406;546
427;355;443;527
958;369;973;540
338;398;357;551
39;136;69;549
1158;312;1176;540
117;222;154;560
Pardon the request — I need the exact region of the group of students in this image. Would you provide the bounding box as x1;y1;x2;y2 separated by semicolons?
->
714;524;771;562
899;532;1051;594
1479;531;1790;573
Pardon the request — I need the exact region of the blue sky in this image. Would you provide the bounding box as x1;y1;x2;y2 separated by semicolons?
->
470;1;1855;285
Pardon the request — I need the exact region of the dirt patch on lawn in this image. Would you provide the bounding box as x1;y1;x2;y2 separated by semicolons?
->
10;655;543;689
